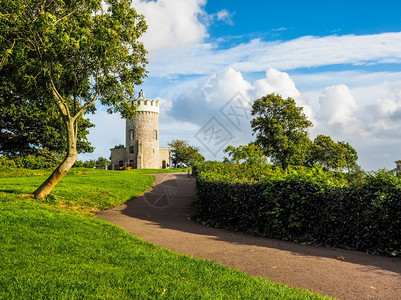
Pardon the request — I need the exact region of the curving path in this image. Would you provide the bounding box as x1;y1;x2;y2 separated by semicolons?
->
97;172;401;300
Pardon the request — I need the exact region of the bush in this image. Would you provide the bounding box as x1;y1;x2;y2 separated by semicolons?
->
83;159;96;168
194;163;401;256
73;160;84;167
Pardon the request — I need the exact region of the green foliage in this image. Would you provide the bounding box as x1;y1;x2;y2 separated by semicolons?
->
194;163;401;256
83;159;96;169
168;139;205;167
0;96;94;156
73;160;84;168
251;93;313;170
194;161;349;186
307;135;359;172
0;149;62;169
96;157;110;166
44;193;57;204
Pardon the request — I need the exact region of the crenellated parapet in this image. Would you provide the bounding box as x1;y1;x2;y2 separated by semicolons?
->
132;90;160;114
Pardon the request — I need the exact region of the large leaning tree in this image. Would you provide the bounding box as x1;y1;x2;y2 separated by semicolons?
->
0;0;147;198
251;93;312;171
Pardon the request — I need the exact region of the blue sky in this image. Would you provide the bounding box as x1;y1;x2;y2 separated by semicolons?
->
82;0;401;171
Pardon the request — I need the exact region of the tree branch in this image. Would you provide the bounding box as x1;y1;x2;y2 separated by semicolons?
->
0;39;15;70
53;3;86;26
49;79;70;119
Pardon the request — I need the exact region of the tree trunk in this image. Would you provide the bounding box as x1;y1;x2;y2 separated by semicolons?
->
33;118;78;199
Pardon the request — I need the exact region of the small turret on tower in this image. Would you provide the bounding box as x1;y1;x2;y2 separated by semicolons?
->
132;89;160;114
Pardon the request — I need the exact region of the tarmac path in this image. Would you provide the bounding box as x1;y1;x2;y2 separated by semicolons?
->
97;172;401;300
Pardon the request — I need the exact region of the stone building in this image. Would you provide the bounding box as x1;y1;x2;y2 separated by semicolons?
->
110;90;170;169
395;160;401;174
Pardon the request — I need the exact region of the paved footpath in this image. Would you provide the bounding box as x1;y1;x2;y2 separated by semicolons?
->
97;172;401;300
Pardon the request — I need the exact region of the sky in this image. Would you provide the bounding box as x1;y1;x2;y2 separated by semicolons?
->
81;0;401;171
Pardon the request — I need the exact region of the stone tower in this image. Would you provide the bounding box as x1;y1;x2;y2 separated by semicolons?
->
126;90;160;169
110;90;170;169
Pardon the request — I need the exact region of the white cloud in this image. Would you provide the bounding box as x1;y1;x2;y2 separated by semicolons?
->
252;68;301;99
133;0;208;54
169;67;311;127
202;67;252;104
319;85;358;126
148;32;401;76
357;82;401;139
215;9;234;25
156;97;173;113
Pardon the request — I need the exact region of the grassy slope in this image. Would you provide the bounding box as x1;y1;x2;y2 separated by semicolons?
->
0;168;331;299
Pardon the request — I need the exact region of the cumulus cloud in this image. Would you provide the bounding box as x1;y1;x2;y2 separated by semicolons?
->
165;67;317;159
252;68;301;99
168;67;315;126
319;85;358;125
202;68;252;104
132;0;208;54
357;82;401;139
312;81;401;141
170;68;251;125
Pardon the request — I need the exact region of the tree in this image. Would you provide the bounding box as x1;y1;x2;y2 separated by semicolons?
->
83;159;96;168
223;143;268;180
168;139;205;167
308;135;345;171
96;157;110;166
223;143;267;166
307;135;359;172
251;93;312;171
0;0;147;198
338;141;359;172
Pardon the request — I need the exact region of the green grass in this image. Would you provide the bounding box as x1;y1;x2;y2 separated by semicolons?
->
0;168;331;299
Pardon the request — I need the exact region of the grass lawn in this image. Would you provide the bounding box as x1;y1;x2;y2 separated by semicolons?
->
0;168;331;299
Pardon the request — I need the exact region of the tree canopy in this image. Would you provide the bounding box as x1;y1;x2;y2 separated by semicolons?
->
168;139;205;167
251;93;312;171
0;95;94;156
0;0;148;198
223;143;267;167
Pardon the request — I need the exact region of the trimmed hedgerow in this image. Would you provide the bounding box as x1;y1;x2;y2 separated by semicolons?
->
194;164;401;256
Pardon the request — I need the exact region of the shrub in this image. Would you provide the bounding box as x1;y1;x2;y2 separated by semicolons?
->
83;159;96;168
194;163;401;256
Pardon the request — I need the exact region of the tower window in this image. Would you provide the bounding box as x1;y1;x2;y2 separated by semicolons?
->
129;130;134;140
129;146;134;154
153;130;157;140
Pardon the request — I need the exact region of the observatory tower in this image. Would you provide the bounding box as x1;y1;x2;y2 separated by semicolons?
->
110;90;170;169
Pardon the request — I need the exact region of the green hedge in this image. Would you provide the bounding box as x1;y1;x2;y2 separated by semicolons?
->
194;168;401;256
